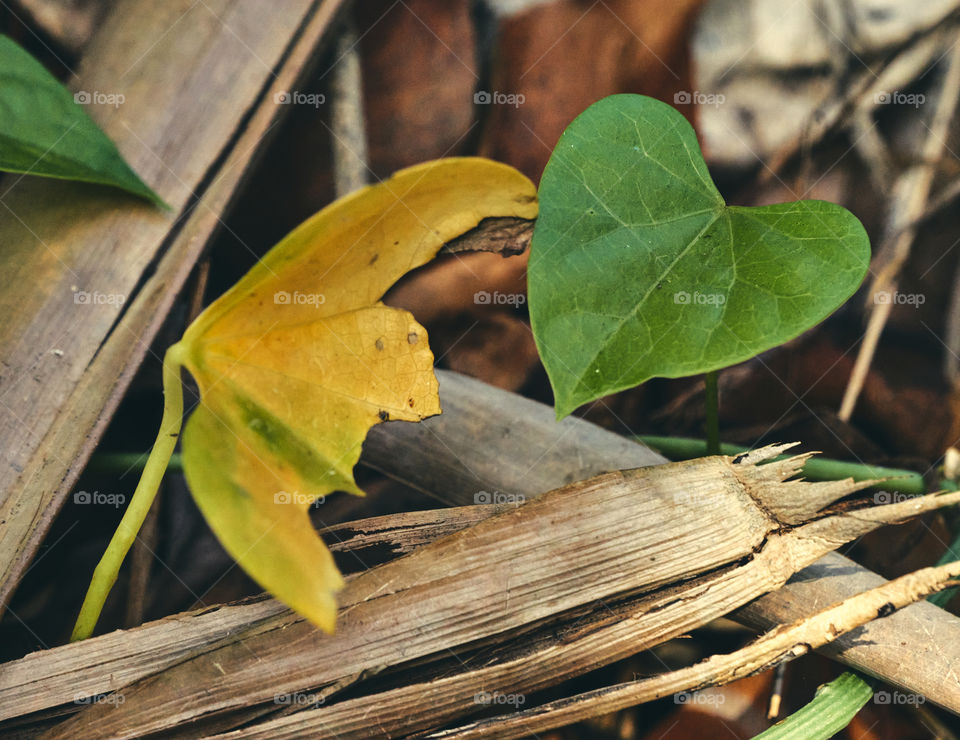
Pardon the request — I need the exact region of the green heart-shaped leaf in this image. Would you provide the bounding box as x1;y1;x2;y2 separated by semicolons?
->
528;94;870;417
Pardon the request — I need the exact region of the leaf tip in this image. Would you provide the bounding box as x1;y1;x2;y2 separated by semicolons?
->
552;391;580;421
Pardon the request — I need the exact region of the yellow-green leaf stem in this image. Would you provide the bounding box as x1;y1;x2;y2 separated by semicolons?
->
70;159;538;637
71;343;185;641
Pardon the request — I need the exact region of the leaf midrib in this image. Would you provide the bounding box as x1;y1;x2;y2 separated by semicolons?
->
576;205;726;387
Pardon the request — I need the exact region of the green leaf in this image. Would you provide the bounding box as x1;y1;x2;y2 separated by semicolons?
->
752;672;873;739
528;94;870;417
0;35;165;206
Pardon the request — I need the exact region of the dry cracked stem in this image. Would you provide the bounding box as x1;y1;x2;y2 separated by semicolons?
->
431;561;960;739
439;216;534;257
41;447;960;739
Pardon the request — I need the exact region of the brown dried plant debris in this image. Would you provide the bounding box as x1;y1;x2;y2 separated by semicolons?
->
31;448;960;739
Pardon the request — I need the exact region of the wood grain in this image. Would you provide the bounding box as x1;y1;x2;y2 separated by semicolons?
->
0;507;500;723
35;449;951;738
3;372;959;732
364;370;960;715
431;560;960;739
3;388;960;734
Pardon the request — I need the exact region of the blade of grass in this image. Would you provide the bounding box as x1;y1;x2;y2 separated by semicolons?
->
752;672;872;740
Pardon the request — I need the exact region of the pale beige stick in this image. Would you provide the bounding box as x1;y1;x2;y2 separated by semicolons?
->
839;296;893;420
840;38;960;420
431;561;960;740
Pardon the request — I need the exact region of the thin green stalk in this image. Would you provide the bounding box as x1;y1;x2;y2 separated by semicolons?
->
704;370;720;455
638;435;928;495
71;344;185;642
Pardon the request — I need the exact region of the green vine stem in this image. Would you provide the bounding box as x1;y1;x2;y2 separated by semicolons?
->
638;435;930;495
644;441;960;598
703;370;720;455
71;343;185;642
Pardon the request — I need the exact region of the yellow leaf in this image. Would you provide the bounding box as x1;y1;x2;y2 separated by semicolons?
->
174;158;537;632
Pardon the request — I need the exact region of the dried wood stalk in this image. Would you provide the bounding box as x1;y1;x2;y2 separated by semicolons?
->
363;369;960;711
0;507;506;724
36;449;960;738
430;560;960;739
440;216;534;256
5;372;960;733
